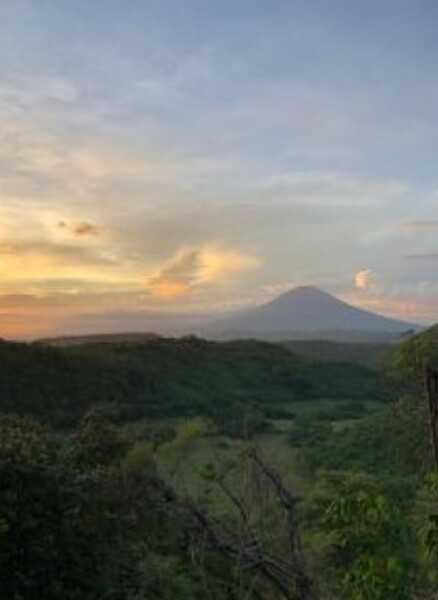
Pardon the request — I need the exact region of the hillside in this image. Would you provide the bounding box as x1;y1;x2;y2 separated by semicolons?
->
280;340;392;369
389;323;438;380
202;286;418;341
0;337;395;428
38;332;161;347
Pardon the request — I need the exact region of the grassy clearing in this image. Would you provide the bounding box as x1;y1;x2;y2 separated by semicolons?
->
148;396;385;507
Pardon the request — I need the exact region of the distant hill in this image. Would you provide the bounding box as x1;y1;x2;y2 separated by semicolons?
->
0;337;396;428
201;286;418;341
280;340;392;370
38;332;161;347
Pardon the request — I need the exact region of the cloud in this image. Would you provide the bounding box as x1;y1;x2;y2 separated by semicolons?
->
342;285;438;325
0;237;139;301
354;269;376;291
0;239;115;266
147;249;200;298
341;292;425;323
146;246;260;299
59;220;101;237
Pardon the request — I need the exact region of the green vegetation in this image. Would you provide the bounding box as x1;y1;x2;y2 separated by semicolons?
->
2;327;438;598
0;337;394;433
0;412;208;599
304;471;416;599
281;339;392;370
295;395;431;478
389;324;438;381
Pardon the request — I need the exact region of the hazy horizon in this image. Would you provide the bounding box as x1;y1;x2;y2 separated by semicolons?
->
4;285;423;342
1;1;437;337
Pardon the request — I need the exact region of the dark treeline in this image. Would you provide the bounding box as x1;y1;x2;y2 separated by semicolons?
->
0;336;395;432
280;339;392;370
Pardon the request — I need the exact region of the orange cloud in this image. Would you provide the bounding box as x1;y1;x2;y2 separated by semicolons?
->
342;290;437;323
58;220;101;237
147;246;260;299
149;281;191;299
354;268;375;291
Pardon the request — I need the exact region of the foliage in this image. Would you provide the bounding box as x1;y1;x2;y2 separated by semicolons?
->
413;471;438;594
0;411;320;600
133;554;198;600
306;472;415;600
282;340;391;370
388;324;438;382
0;338;396;431
296;395;431;478
73;406;130;468
0;413;204;599
2;333;436;598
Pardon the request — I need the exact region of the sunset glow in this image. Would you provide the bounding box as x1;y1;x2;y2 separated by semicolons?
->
1;2;437;338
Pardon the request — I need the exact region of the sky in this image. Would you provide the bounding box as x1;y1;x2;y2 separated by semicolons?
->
1;0;438;338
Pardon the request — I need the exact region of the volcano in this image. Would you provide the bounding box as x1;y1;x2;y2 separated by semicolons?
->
201;286;418;341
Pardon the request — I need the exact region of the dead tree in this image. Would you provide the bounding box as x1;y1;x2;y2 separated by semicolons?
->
178;448;318;600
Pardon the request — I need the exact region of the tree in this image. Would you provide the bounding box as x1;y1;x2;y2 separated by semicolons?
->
311;472;414;600
0;415;61;597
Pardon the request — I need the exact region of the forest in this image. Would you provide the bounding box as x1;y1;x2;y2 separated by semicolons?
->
1;327;438;599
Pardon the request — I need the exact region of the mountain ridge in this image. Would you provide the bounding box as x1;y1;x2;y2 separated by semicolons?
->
200;286;419;341
35;287;420;345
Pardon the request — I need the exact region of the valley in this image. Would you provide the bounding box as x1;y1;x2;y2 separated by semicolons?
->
1;324;436;599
